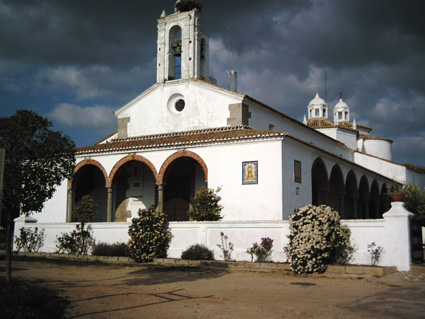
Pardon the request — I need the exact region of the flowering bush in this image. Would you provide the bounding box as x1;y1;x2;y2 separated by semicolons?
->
56;222;95;255
188;187;223;221
246;237;274;262
367;242;384;266
181;244;214;260
288;204;353;274
15;227;45;252
217;232;233;261
128;206;172;262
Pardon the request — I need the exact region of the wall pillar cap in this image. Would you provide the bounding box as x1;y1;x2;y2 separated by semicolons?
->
383;202;414;219
14;215;38;223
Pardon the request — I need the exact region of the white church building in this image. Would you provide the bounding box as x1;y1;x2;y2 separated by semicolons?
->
16;0;425;270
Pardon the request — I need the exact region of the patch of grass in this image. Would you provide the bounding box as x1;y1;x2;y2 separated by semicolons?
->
0;279;69;319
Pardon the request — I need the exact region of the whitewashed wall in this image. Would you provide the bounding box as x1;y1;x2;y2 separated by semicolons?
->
115;81;243;137
14;202;414;271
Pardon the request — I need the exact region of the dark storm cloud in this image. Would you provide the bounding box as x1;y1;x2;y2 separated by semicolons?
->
0;0;424;165
0;0;171;71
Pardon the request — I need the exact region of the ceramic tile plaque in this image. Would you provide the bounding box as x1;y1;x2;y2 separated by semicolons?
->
242;161;258;185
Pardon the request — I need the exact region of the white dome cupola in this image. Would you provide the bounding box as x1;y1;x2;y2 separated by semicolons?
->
333;97;350;124
307;93;328;120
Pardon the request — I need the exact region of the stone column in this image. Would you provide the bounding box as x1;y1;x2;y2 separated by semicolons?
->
67;188;74;223
157;183;164;214
107;186;114;222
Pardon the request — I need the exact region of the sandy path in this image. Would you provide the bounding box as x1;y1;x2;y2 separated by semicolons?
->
2;259;425;319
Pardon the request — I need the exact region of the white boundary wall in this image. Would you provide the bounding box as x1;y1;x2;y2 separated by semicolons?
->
14;202;414;271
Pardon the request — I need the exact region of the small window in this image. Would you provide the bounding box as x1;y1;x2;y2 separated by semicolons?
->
269;124;275;131
315;109;319;117
294;160;301;183
323;109;326;118
175;99;185;112
338;112;343;120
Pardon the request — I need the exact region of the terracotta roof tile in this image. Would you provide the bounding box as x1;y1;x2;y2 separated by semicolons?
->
76;126;286;155
404;163;425;173
359;134;393;143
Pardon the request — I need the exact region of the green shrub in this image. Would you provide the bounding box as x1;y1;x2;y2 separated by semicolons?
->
181;244;214;260
92;242;129;257
74;195;97;222
55;222;95;255
288;204;354;274
15;227;45;252
188;187;223;221
0;279;69;319
128;206;173;262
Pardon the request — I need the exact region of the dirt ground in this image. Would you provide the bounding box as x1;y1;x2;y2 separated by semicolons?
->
1;258;425;319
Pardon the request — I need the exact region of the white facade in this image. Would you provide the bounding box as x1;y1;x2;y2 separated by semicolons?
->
16;0;425;270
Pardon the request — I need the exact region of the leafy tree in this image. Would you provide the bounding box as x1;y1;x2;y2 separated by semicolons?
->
402;184;425;225
0;110;75;283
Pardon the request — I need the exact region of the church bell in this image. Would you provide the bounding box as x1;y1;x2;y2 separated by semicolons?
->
172;39;182;57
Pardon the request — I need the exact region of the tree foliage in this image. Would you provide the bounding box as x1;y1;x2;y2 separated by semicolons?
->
0;110;75;282
402;184;425;225
0;110;75;218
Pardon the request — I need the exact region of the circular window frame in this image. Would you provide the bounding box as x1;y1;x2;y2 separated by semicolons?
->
167;93;186;115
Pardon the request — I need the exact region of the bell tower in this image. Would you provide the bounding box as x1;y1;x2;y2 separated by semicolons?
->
156;0;210;83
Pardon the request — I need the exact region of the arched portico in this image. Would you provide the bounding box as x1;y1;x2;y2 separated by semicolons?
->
109;155;158;222
158;150;208;221
380;183;391;216
68;159;108;222
358;175;370;219
369;180;380;218
311;158;329;206
329;165;345;216
344;170;358;219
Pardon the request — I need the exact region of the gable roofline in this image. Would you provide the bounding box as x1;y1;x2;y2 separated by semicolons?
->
111;78;359;151
114;83;160;117
114;78;245;117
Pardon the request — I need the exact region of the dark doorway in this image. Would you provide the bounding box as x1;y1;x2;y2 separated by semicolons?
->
163;157;207;221
164;175;191;221
73;165;107;222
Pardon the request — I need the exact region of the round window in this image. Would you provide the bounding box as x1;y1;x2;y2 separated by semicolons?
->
175;99;185;112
